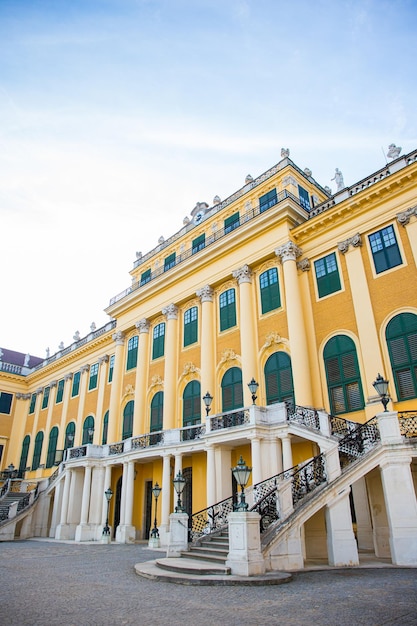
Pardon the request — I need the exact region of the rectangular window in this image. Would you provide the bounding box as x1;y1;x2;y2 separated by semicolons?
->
89;363;99;390
29;393;37;414
219;289;236;331
72;371;81;397
192;234;205;254
152;323;165;359
314;252;341;298
140;268;151;285
42;387;50;410
259;189;277;212
369;225;402;274
56;379;65;404
0;392;13;414
298;185;311;211
224;212;240;234
260;268;281;313
108;355;115;383
184;306;198;347
164;253;176;271
126;336;139;371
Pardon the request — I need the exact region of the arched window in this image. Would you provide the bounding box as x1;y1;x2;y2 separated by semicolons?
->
82;415;95;444
65;422;76;450
32;431;44;470
386;313;417;400
102;410;109;444
221;367;243;411
19;435;30;475
150;392;163;432
46;426;59;468
126;336;139;370
122;401;134;440
183;381;201;426
324;335;364;415
264;352;295;408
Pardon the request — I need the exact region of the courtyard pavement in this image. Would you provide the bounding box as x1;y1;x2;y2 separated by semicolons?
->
0;539;416;626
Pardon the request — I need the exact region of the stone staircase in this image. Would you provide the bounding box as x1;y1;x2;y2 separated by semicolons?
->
180;529;230;569
0;492;31;522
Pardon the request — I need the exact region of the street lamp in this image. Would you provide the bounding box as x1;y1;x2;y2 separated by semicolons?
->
232;456;252;511
373;373;390;412
66;432;74;448
202;391;213;416
247;378;259;404
103;487;113;538
173;471;186;513
150;482;162;538
88;427;94;444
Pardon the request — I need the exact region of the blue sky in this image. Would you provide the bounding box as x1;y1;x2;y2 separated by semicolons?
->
1;0;416;357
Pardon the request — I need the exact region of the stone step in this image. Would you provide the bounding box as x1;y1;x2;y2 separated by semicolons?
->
181;550;228;564
156;557;231;576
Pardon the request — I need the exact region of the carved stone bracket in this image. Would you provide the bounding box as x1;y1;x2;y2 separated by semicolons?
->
135;318;150;333
338;233;362;254
232;264;253;285
263;331;284;349
196;284;214;303
297;258;310;272
397;204;417;227
162;303;179;320
150;375;163;389
275;241;302;263
220;348;238;365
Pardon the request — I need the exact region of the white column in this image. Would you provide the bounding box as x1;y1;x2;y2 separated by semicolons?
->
325;489;359;567
116;460;136;543
250;436;262;485
159;453;172;546
55;469;72;540
270;438;283;476
351;477;374;551
281;435;293;470
206;444;216;507
101;466;112;527
95;355;109;444
75;465;93;542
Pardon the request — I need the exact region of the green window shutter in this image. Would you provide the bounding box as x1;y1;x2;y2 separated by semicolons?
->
259;189;277;212
19;435;30;473
126;336;138;370
315;252;341;298
164;253;176;271
46;426;59;468
72;372;81;397
56;379;65;404
0;392;13;414
183;380;201;426
42;387;50;410
32;432;44;470
324;335;364;415
140;269;151;285
387;313;417;400
122;401;134;440
298;185;311;211
152;323;165;359
82;415;95;445
108;355;115;382
192;234;205;254
150;392;164;431
65;422;76;450
369;225;402;274
260;268;281;313
264;352;295;407
29;393;37;414
102;411;109;444
184;306;198;347
219;289;236;331
221;367;243;411
89;363;99;390
224;212;239;234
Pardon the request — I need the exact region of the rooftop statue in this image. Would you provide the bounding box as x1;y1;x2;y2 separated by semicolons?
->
331;168;345;191
387;143;402;159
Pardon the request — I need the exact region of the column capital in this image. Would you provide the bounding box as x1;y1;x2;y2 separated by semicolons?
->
99;354;109;365
16;393;32;400
162;303;178;320
112;330;125;346
81;364;90;375
232;264;253;285
49;380;58;388
275;241;302;263
196;284;214;303
338;232;362;254
397;204;417;226
65;372;73;382
135;318;151;333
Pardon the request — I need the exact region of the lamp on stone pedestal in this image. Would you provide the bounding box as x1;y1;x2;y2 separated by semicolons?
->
150;482;161;538
373;373;390;412
173;471;186;513
103;487;113;538
232;456;252;511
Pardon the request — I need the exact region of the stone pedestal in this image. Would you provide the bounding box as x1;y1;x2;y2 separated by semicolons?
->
148;535;160;549
166;513;189;557
325;489;359;567
101;528;112;544
226;511;265;576
115;524;136;544
75;523;96;542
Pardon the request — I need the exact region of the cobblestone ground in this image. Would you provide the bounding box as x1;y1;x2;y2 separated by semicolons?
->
1;540;416;626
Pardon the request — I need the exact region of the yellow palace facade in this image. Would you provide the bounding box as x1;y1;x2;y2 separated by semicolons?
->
1;146;417;567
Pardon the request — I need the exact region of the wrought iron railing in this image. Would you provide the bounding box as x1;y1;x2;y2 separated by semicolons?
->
291;455;327;504
398;411;417;438
68;446;87;459
210;409;250;431
109;442;125;455
181;423;206;441
0;478;10;498
190;495;234;542
338;417;380;469
287;405;320;430
329;414;358;437
131;431;164;449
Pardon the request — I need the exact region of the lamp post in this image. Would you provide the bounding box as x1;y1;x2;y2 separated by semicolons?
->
173;471;186;513
67;432;74;448
103;487;113;538
150;482;162;538
202;391;213;416
247;378;259;405
232;456;252;511
88;427;94;444
373;373;390;412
